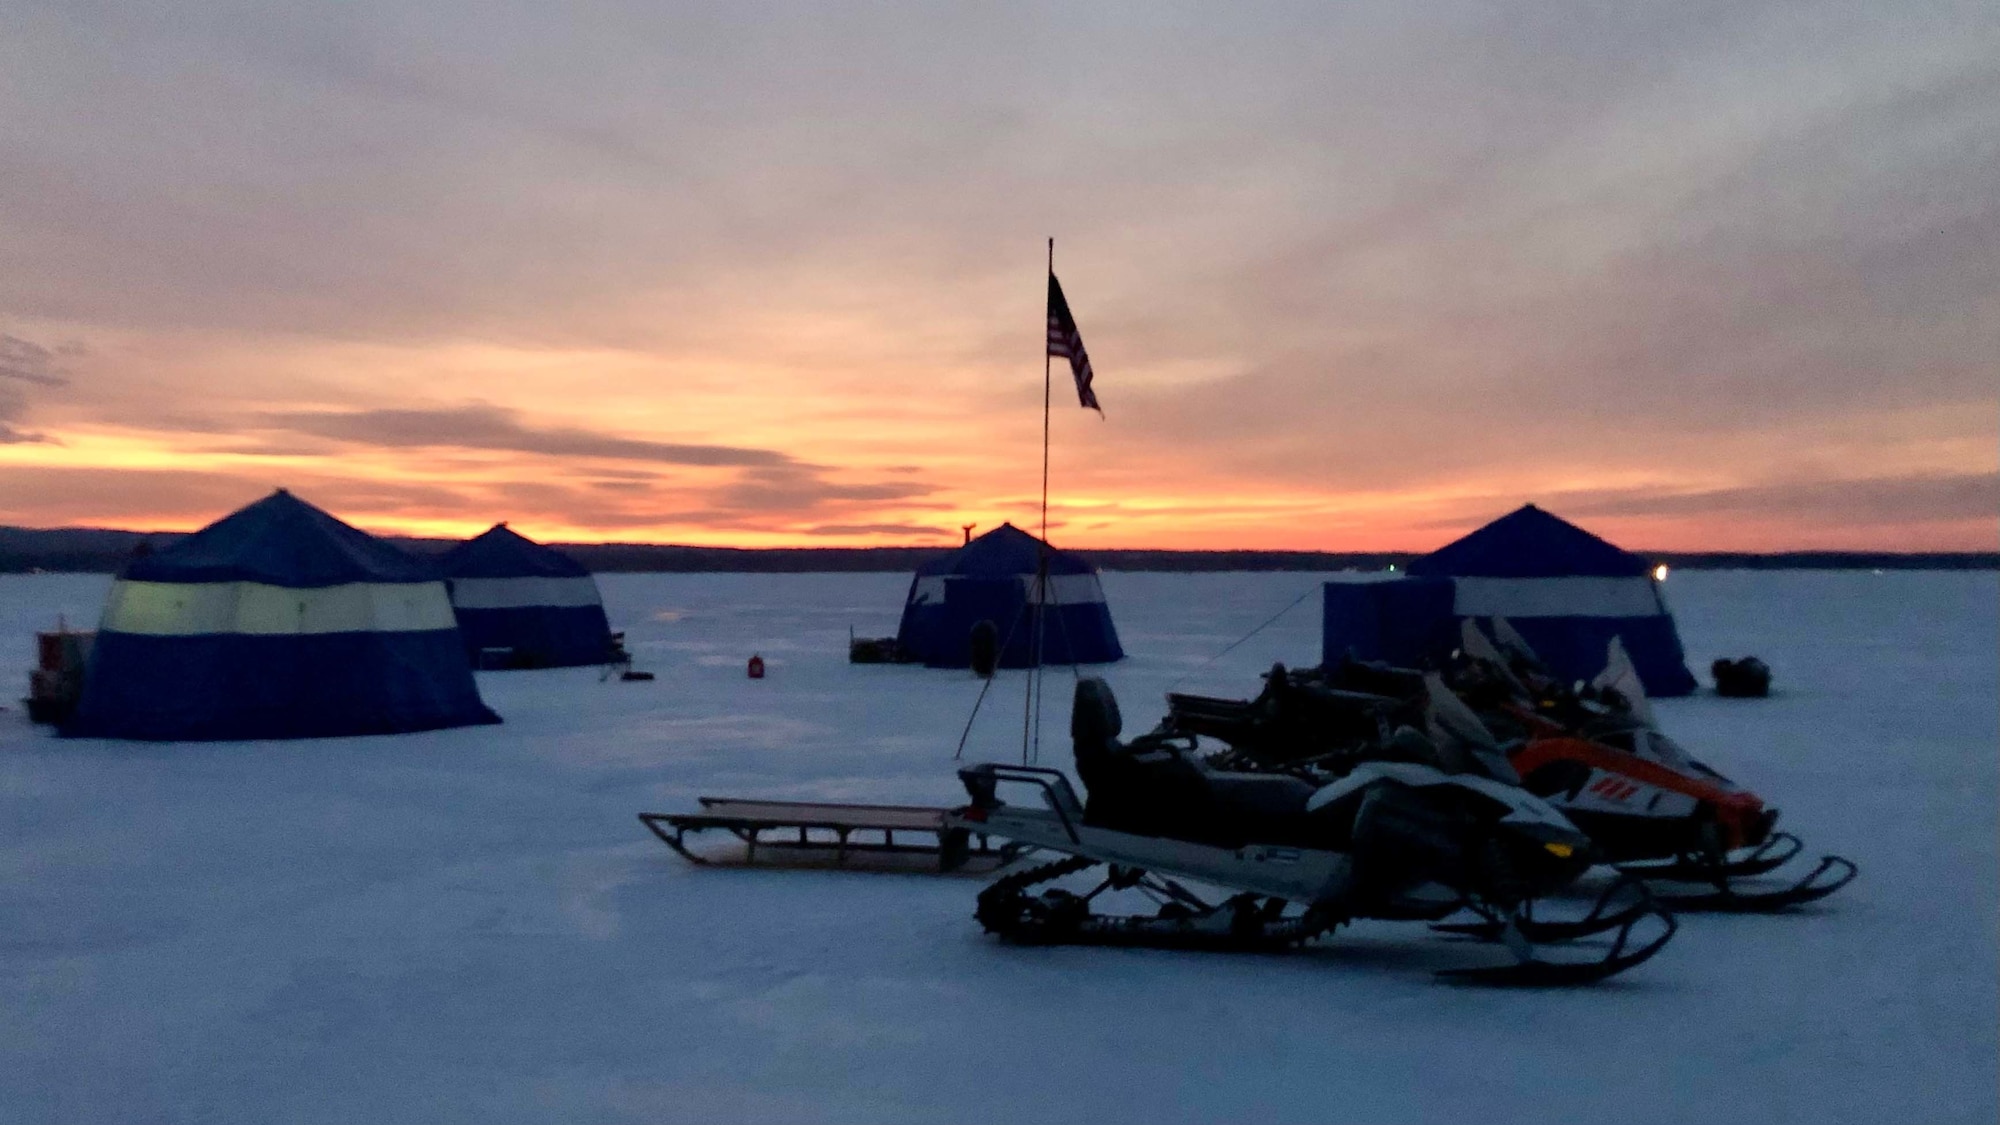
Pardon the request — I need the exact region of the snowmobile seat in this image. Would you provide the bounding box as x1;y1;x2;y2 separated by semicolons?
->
1071;677;1320;850
1073;675;1123;748
1324;656;1427;700
1198;771;1322;847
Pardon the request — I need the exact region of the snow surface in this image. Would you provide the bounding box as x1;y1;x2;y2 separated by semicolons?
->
2;570;1994;1124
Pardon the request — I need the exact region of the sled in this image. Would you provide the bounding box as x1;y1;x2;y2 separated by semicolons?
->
639;796;1021;873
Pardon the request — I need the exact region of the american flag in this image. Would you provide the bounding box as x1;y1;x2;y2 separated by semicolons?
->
1046;274;1101;414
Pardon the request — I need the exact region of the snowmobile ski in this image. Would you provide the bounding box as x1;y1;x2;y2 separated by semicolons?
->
1433;908;1676;987
1431;875;1662;943
1427;876;1678;985
1638;852;1858;912
1615;830;1803;880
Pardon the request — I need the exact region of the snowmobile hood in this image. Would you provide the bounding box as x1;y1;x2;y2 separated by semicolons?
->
1305;761;1582;837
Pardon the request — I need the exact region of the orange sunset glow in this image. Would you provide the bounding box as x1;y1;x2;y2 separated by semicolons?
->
1;7;1993;553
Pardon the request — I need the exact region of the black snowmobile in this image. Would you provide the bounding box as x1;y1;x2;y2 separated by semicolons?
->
943;677;1676;985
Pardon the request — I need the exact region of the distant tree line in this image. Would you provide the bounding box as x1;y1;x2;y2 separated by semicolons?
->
0;525;1991;575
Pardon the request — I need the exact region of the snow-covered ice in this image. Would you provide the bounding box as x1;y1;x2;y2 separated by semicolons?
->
2;570;1994;1123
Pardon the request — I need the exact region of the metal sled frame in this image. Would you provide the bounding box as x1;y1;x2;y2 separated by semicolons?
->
639;797;1020;873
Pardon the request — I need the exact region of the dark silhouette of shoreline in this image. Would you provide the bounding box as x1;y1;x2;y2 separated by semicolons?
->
0;525;1991;575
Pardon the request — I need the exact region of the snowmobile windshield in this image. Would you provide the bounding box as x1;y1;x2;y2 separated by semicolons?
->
1631;729;1726;779
1422;673;1522;786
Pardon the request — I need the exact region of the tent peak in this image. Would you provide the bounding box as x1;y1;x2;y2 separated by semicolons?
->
1411;503;1645;579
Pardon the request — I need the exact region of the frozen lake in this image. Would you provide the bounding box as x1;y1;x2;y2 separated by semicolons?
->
2;570;1995;1123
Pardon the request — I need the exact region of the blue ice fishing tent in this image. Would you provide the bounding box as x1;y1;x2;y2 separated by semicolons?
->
437;524;615;669
894;522;1123;669
63;490;501;740
1322;504;1697;696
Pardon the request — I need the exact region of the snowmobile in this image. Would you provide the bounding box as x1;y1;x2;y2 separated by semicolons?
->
1449;621;1855;911
1168;624;1854;912
942;677;1676;985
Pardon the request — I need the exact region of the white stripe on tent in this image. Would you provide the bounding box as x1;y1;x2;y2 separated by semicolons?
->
100;580;459;636
1022;573;1107;606
1451;576;1663;619
447;575;604;610
909;574;1107;607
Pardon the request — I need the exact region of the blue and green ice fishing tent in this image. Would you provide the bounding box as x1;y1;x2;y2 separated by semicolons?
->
1322;504;1697;696
894;522;1123;669
63;490;500;740
437;524;614;669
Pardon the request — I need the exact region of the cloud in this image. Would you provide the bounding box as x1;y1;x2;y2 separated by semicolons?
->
0;467;290;528
260;404;792;467
0;333;70;443
1547;472;2000;525
803;523;947;538
708;464;937;514
0;335;72;386
0;4;1992;548
0;387;50;444
247;403;943;526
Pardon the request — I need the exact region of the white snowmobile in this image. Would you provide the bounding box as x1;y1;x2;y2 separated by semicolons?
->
944;677;1676;985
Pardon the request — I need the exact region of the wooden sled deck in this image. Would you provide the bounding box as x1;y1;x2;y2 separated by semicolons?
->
639;796;1021;873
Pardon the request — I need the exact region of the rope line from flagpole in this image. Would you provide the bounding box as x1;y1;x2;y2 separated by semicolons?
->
954;594;1036;761
1163;583;1321;694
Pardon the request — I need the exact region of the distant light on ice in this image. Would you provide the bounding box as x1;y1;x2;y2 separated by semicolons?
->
1653;564;1669;582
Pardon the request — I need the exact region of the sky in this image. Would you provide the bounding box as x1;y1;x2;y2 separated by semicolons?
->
1;1;1994;551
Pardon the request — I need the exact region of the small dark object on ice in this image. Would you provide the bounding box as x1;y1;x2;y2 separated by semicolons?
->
26;626;93;725
968;619;1000;679
620;670;655;682
1711;657;1772;698
848;635;907;664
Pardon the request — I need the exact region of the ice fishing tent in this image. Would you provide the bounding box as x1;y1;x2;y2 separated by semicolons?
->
1322;504;1697;696
63;490;501;741
436;524;615;669
894;522;1123;669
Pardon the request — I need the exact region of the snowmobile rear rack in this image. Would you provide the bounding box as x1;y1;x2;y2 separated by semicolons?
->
639;797;1020;873
955;763;1084;844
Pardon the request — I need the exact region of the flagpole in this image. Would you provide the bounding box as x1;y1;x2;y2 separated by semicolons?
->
1025;238;1055;765
1041;237;1053;552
